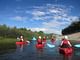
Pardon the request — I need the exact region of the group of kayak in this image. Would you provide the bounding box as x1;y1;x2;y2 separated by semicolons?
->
16;35;73;55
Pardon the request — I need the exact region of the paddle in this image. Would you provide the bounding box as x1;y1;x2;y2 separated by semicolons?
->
32;37;36;41
47;43;55;48
74;44;80;48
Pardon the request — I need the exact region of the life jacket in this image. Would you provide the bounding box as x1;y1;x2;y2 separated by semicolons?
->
37;38;42;44
61;39;71;48
43;38;46;42
62;39;69;45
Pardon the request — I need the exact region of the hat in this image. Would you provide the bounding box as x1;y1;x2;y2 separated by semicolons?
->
20;36;23;38
64;36;68;39
39;36;41;39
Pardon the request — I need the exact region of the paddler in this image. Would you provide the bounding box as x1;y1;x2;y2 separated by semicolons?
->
51;36;55;44
20;35;24;42
43;36;46;43
36;36;44;49
60;36;72;48
37;36;42;44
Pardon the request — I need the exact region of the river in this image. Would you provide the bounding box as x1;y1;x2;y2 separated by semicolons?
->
0;40;80;60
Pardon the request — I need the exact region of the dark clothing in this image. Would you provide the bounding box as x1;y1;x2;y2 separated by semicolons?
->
60;44;71;48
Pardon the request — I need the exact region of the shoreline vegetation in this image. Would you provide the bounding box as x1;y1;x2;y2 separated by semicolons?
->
0;24;56;52
0;37;16;51
0;24;57;40
0;22;80;53
0;32;80;54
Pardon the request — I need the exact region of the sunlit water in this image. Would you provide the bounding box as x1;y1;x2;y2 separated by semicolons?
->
0;40;80;60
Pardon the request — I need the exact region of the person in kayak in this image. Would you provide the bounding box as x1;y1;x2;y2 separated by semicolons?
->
51;36;55;44
20;35;24;42
36;36;44;49
43;36;46;43
60;36;72;48
37;36;42;44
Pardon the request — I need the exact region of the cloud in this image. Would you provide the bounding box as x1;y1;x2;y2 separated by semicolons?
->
43;20;68;28
10;16;27;21
68;16;78;22
32;11;45;16
28;27;61;34
11;4;78;34
45;28;61;34
26;4;72;21
49;9;61;13
28;28;46;32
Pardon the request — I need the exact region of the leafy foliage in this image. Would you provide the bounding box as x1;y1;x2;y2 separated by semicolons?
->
0;24;55;40
62;18;80;35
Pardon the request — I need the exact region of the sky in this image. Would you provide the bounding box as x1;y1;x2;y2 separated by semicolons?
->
0;0;80;35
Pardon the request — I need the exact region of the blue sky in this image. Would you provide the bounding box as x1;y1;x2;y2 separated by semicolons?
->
0;0;80;34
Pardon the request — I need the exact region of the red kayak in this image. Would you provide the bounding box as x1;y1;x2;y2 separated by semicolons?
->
59;47;73;55
36;44;44;49
16;42;27;44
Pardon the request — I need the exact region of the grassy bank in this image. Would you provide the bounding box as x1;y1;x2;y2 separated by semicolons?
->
0;37;17;50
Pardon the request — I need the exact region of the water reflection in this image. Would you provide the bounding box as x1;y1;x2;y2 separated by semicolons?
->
0;40;80;60
59;49;73;60
62;54;72;60
19;44;24;52
74;48;80;56
16;44;24;52
36;48;43;56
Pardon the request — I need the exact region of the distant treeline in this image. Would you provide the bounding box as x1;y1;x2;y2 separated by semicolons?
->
62;18;80;35
0;24;54;40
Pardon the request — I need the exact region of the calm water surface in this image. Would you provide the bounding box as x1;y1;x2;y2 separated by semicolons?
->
0;40;80;60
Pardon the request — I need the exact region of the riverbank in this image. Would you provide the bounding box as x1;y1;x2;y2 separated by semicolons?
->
68;32;80;40
0;37;17;51
59;32;80;46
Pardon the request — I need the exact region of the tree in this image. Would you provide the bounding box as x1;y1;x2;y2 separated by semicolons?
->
62;17;80;35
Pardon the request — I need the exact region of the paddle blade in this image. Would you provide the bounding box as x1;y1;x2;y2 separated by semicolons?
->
74;44;80;48
47;43;55;48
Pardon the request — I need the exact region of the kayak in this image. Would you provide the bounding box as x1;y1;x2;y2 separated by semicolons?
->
16;42;27;44
36;44;44;49
26;41;30;44
74;44;80;48
59;47;73;55
47;43;55;48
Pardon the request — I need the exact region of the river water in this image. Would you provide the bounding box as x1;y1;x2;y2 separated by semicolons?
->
0;40;80;60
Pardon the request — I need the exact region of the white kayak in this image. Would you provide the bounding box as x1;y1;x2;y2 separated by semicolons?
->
47;43;55;48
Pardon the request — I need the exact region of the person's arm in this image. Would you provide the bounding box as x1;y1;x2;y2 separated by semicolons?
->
61;41;63;46
68;41;72;47
22;39;24;41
